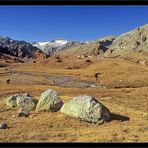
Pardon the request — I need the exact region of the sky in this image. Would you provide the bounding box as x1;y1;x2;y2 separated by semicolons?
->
0;6;147;43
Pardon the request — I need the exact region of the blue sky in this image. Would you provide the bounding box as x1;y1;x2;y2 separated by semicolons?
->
0;6;147;42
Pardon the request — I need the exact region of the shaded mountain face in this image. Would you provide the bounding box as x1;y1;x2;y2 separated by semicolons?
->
0;37;47;59
32;39;86;56
0;53;25;64
104;24;148;56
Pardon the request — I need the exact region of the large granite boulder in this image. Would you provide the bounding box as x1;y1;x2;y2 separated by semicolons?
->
36;89;63;112
60;95;111;124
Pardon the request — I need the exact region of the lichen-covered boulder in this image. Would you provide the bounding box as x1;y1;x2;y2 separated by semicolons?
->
5;94;29;108
36;89;63;112
60;95;111;124
17;96;37;111
6;93;38;111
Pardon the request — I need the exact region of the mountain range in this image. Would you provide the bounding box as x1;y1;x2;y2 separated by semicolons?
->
0;24;147;62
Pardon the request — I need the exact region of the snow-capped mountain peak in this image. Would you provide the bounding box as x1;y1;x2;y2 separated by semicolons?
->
54;39;68;45
33;39;69;48
32;39;84;56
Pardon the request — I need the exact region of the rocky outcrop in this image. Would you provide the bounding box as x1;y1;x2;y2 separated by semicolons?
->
60;95;111;124
36;89;63;112
95;36;117;52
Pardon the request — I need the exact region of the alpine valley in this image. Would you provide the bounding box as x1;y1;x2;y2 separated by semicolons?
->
0;24;148;142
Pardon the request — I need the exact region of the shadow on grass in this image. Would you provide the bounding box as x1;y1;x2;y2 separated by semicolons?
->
111;113;130;122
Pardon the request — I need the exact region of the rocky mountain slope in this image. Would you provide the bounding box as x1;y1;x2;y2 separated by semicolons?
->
32;39;85;56
56;24;148;58
0;37;47;60
104;24;148;57
56;36;116;57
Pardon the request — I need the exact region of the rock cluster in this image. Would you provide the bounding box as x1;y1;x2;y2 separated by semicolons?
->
6;93;38;117
5;88;111;124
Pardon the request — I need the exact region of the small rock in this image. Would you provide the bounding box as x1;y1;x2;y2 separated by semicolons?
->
0;123;8;129
18;108;30;117
12;115;15;118
119;80;123;82
11;115;17;120
85;59;91;63
90;84;98;88
81;55;85;59
77;55;81;59
143;113;148;120
139;60;146;65
6;79;11;84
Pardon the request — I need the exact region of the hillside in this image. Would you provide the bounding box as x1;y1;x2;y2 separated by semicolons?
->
104;24;148;56
55;24;148;59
